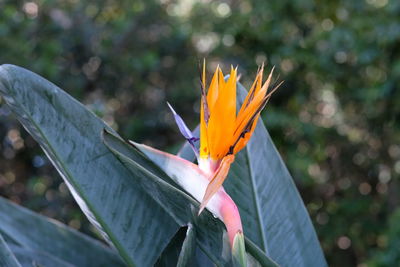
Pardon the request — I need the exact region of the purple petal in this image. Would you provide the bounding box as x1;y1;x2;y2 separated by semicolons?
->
167;102;199;157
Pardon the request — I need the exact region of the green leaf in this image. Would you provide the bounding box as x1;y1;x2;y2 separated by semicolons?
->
0;233;21;267
178;83;327;266
0;196;124;267
0;64;179;266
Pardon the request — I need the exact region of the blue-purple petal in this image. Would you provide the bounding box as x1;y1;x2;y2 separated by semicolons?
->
167;102;199;157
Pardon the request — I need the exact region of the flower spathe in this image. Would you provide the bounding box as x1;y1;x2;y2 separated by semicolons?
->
131;141;243;246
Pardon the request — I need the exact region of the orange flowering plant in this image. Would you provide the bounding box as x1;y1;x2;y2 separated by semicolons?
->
0;64;326;267
166;62;280;246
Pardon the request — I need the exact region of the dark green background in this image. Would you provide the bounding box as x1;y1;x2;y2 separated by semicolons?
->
0;0;399;266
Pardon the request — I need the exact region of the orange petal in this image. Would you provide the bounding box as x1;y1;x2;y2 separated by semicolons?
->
235;67;275;134
238;64;263;115
207;66;220;112
234;89;265;136
198;154;235;215
200;60;209;158
230;68;279;154
233;111;260;154
201;67;219;158
207;68;237;159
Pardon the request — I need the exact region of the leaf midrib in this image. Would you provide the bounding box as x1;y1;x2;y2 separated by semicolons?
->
245;144;269;255
0;68;134;266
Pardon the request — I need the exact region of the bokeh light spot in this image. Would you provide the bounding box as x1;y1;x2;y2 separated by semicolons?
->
23;2;39;18
321;19;334;31
359;182;372;195
337;236;351;249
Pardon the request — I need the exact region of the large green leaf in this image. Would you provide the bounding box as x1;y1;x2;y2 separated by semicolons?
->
0;64;179;266
177;84;327;266
0;196;124;267
0;233;21;267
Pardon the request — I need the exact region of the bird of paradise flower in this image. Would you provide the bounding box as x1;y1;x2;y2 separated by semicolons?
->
165;61;280;247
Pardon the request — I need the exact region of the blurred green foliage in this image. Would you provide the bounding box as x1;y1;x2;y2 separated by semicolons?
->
0;0;399;266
